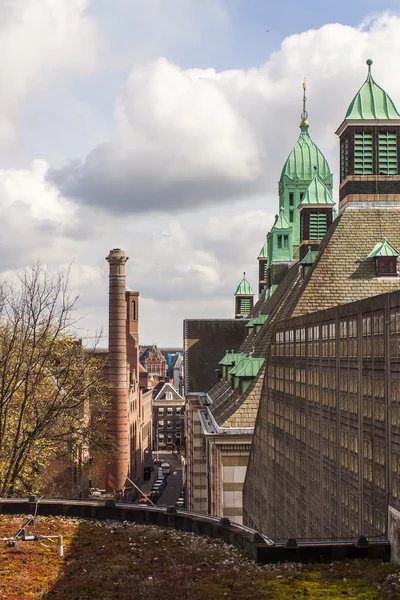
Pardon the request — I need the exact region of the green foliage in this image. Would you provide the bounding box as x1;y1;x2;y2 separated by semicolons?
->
0;264;114;497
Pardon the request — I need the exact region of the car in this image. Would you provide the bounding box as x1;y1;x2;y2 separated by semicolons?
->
154;478;166;489
152;482;164;493
175;497;185;508
161;462;171;475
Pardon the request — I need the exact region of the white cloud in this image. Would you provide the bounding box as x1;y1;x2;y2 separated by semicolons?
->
4;10;400;344
0;0;102;149
51;12;400;217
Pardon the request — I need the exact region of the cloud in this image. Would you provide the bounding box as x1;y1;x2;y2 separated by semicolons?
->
0;0;102;149
50;12;400;217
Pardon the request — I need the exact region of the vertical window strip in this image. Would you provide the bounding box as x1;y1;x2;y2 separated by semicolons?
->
354;132;373;175
309;213;327;240
379;132;398;175
341;137;349;181
240;298;251;315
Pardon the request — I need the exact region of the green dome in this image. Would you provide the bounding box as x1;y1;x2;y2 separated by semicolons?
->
281;124;332;182
345;60;400;120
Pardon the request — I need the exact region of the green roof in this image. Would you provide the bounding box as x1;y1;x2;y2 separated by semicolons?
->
368;237;399;259
235;356;265;378
219;351;243;366
345;60;400;120
228;354;247;376
245;318;256;329
300;247;319;266
271;207;291;231
281;123;332;182
258;238;268;259
252;313;269;326
234;273;254;296
299;175;335;206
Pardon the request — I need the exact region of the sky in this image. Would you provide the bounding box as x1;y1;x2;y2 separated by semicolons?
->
2;0;400;346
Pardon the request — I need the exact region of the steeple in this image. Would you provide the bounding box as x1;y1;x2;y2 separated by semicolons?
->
234;273;254;319
336;59;400;211
279;80;333;251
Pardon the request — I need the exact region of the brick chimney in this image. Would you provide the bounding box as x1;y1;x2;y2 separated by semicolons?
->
106;248;129;491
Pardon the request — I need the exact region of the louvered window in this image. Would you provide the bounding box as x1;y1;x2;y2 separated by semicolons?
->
309;213;327;240
264;262;267;280
240;298;251;315
340;137;349;181
379;132;398;175
354;132;373;174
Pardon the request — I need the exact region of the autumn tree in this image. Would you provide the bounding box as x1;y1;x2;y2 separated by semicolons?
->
0;264;113;497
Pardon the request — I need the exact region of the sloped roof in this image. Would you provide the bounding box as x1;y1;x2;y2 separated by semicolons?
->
234;273;254;296
299;175;335;206
288;208;400;318
271;207;291;231
368;238;399;258
154;382;183;401
299;247;319;266
235;356;265;378
258;238;268;259
219;351;243;366
252;313;269;327
345;60;400;120
281;123;332;182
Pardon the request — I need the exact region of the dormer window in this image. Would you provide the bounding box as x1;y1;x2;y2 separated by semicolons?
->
368;237;399;277
377;257;397;276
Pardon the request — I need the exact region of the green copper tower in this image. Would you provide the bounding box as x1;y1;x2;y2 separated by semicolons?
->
279;80;333;253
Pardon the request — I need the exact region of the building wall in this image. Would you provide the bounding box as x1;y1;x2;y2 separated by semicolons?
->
153;399;184;451
244;289;400;539
185;394;208;513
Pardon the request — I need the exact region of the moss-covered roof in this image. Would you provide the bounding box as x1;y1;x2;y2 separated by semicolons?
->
345;60;400;120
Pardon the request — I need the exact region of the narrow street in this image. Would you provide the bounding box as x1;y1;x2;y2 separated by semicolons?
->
141;451;183;507
156;451;183;507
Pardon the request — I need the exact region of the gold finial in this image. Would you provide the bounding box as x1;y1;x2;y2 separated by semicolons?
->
300;77;308;126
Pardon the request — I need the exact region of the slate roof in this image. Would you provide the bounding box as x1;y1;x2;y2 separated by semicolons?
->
207;263;300;428
289;208;400;318
154;382;183;402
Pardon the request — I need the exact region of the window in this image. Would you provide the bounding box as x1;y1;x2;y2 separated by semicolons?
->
176;420;181;429
379;132;397;175
341;136;349;181
354;132;373;174
289;209;294;223
166;421;173;429
277;235;282;249
158;420;164;428
158;407;164;415
283;235;289;249
377;257;397;276
289;193;294;206
240;298;251;315
131;300;136;321
167;407;173;415
166;392;173;400
175;406;183;414
309;213;327;240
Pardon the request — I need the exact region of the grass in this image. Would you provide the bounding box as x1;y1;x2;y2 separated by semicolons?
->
0;515;399;599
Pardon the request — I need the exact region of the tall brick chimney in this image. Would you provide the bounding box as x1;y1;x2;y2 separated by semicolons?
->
106;248;129;491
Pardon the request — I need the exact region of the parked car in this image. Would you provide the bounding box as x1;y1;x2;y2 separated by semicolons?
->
152;482;164;494
154;478;166;490
175;497;185;508
161;462;171;475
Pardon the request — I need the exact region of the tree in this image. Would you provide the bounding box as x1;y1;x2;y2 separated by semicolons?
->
0;264;113;497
